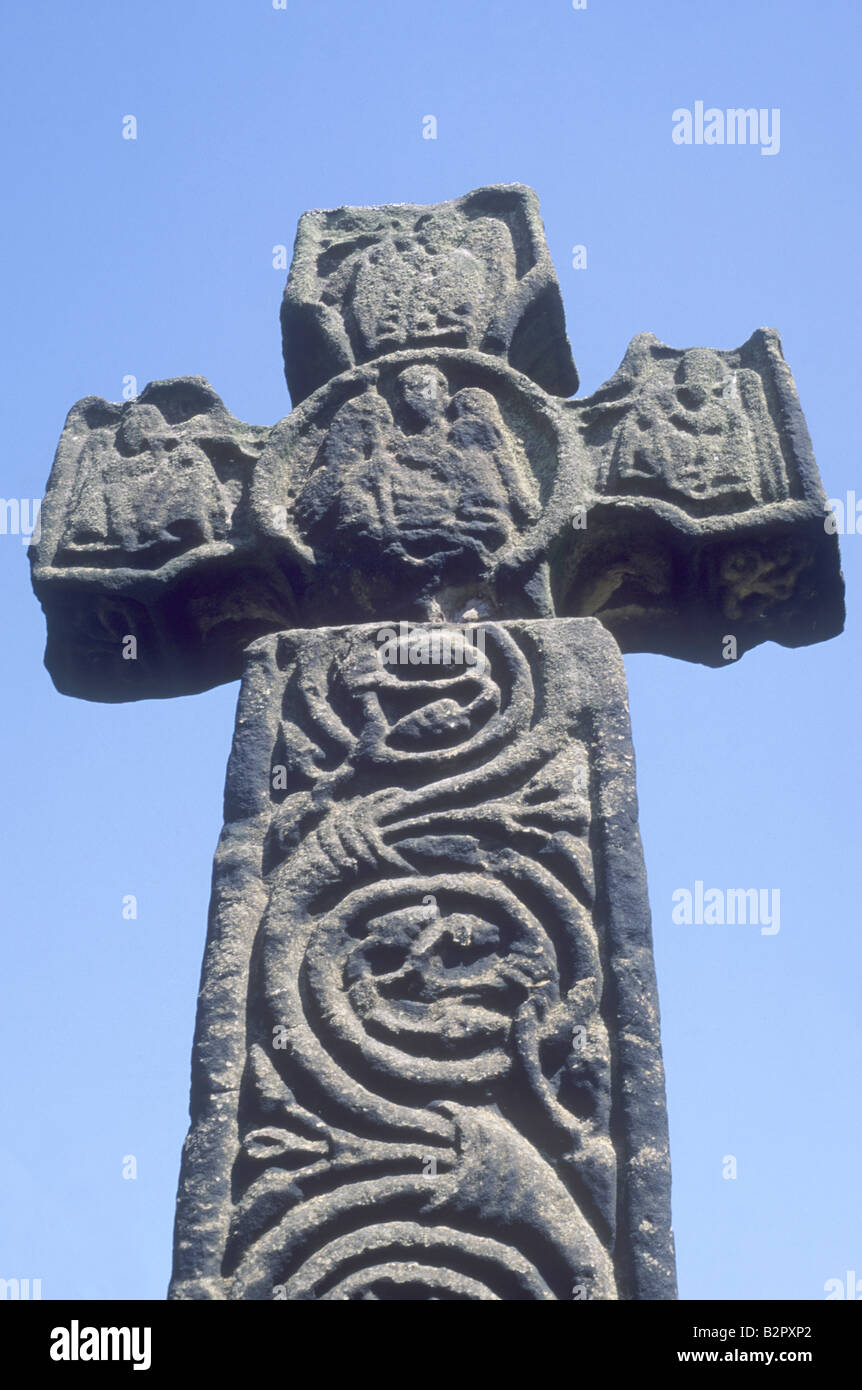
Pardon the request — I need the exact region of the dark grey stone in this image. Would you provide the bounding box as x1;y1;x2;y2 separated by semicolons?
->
31;332;843;698
252;349;575;626
30;377;286;701
559;328;844;664
29;183;845;1300
170;618;673;1301
280;183;579;403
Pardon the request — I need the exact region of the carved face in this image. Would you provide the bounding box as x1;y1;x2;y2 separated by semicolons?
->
718;540;806;619
394;364;448;425
116;403;170;454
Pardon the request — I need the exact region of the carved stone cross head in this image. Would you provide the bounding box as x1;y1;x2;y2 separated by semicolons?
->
30;185;844;1302
31;182;843;700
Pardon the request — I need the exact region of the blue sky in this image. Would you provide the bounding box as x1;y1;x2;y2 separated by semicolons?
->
1;0;859;1300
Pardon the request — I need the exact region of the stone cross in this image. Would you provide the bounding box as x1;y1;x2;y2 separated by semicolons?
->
31;184;844;1301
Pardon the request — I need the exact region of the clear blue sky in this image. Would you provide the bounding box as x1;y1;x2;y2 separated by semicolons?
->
1;0;859;1301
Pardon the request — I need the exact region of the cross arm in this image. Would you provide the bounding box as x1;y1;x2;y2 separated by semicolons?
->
550;328;845;665
29;377;309;701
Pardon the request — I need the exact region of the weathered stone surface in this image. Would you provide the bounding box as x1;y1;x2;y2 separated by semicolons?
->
29;183;846;1301
280;184;579;403
170;618;674;1301
31;331;842;700
30;378;297;700
556;328;844;664
254;349;575;625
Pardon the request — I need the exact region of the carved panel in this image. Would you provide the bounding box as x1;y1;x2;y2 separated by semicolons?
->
280;185;578;402
553;329;844;663
170;618;674;1300
254;350;578;624
577;332;797;512
37;377;266;571
29;378;302;701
